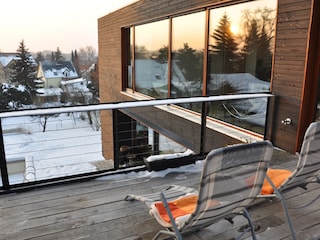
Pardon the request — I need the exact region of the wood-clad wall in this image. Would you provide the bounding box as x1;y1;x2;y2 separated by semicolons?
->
98;0;317;157
98;0;246;159
268;0;314;153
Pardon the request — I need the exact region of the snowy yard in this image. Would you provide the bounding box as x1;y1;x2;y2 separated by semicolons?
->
1;111;188;185
2;112;106;184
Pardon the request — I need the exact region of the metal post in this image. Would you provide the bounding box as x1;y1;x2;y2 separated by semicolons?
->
0;118;10;190
113;110;120;170
200;102;208;157
153;131;160;155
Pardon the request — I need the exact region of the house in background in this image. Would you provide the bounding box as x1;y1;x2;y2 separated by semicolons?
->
60;78;92;104
36;61;78;89
34;88;62;105
0;53;19;84
35;60;78;105
34;77;92;106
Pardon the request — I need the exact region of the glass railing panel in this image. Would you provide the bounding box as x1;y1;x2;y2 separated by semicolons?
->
1;110;110;185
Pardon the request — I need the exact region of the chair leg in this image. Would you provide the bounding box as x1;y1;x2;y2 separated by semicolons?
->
241;208;257;240
159;192;184;240
152;230;177;240
265;175;297;240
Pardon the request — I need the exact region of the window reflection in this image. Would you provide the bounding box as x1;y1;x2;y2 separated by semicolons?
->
126;0;277;134
207;0;276;134
171;12;205;99
127;27;133;89
134;20;169;98
208;0;276;93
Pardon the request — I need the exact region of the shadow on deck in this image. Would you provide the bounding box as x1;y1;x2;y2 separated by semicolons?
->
0;149;319;240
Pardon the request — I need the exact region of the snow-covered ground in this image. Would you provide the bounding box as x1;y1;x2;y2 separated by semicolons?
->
1;112;187;185
2;112;104;184
96;157;204;181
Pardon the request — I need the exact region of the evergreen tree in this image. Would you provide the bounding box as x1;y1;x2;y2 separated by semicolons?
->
239;8;275;81
209;13;239;73
51;52;55;61
256;8;274;81
88;60;99;101
135;45;148;59
0;84;32;110
240;19;259;75
10;40;38;96
54;47;64;61
35;52;45;64
256;24;272;81
0;86;9;110
158;45;168;63
73;49;81;76
176;43;203;83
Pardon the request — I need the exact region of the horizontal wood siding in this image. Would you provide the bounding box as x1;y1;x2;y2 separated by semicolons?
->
98;0;247;158
269;0;313;153
99;0;316;154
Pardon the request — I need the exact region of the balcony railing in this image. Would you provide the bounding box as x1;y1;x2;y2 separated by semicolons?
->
0;93;272;193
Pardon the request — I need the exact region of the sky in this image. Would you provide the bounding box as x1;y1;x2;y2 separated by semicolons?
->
0;0;138;54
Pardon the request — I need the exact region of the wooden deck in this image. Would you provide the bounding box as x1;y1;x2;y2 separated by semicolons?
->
0;150;320;240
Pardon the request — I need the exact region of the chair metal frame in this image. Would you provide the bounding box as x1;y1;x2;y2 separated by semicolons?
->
126;141;273;240
259;121;320;240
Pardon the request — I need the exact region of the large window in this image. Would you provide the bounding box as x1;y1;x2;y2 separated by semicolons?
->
208;1;275;94
171;11;205;98
134;19;169;98
125;0;277;134
207;1;276;133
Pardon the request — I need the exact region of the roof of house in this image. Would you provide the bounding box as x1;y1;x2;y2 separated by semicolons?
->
36;87;62;96
40;61;78;79
0;53;19;67
209;73;270;93
0;52;37;69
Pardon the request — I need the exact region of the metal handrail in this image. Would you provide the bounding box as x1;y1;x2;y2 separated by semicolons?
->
0;93;273;193
0;93;272;118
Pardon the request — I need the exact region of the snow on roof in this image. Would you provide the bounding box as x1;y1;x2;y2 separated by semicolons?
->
209;73;270;93
134;59;270;99
36;88;62;96
61;77;86;85
40;61;78;79
61;78;91;93
0;53;19;67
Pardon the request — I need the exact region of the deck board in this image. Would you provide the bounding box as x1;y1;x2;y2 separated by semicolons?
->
0;151;320;240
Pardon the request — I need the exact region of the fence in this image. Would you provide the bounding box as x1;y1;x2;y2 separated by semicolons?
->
0;93;272;193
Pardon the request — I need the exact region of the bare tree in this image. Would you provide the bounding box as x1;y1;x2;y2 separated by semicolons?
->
79;46;97;65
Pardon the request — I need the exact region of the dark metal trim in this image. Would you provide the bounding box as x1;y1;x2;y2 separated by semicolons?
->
200;102;208;156
0;119;9;190
113;109;120;170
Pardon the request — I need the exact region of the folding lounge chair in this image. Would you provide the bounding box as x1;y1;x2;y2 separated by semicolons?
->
258;121;320;240
125;141;273;240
